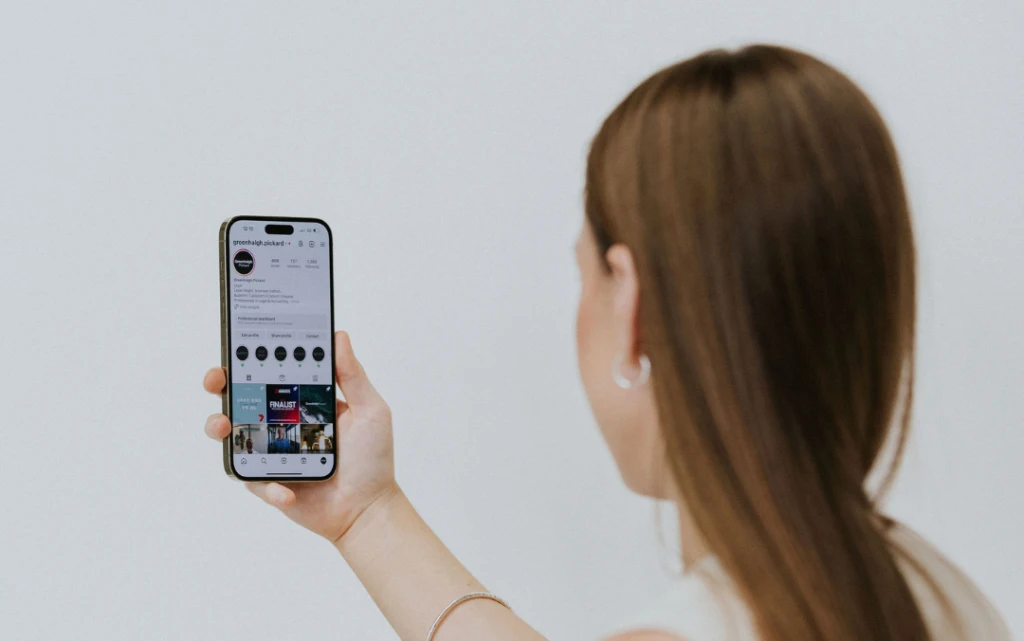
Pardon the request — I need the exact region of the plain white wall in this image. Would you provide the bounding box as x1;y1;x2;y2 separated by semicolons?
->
1;1;1021;639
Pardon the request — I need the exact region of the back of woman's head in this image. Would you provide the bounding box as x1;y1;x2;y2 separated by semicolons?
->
586;45;931;640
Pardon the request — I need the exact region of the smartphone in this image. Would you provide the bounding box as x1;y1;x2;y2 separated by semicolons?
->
219;216;337;481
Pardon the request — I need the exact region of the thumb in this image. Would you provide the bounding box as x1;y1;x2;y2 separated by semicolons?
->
334;331;381;407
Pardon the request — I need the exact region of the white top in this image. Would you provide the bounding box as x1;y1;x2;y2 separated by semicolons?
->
613;526;1010;641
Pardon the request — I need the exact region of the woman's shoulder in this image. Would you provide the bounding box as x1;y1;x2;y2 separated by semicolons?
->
608;555;758;641
610;524;1011;641
886;523;1012;640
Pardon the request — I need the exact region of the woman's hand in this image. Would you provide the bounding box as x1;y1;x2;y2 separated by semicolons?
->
205;332;548;641
203;331;397;544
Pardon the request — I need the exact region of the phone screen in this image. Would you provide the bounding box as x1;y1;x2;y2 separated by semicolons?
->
223;218;336;480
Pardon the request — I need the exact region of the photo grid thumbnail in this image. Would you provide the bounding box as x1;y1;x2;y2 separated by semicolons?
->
300;424;334;454
232;424;267;455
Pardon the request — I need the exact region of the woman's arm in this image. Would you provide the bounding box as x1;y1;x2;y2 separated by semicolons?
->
335;485;545;641
204;332;546;641
204;333;677;641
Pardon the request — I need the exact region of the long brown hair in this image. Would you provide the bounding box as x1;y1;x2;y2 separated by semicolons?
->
586;45;933;640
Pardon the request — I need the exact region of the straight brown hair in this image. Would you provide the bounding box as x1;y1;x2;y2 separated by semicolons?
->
586;45;936;640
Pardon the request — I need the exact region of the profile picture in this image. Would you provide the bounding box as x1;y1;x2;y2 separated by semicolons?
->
232;248;255;276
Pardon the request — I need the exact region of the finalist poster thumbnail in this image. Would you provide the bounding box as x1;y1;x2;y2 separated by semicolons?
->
267;385;300;423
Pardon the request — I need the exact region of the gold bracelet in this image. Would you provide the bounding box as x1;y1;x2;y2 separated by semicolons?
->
424;592;512;641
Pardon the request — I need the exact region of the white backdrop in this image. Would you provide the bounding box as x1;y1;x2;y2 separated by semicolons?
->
1;2;1021;639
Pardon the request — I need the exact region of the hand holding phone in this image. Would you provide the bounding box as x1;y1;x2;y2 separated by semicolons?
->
204;331;397;541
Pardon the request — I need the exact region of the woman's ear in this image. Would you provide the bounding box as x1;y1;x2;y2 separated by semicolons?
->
604;243;642;362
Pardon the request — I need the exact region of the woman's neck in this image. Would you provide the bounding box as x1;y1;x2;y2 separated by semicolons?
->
677;499;711;569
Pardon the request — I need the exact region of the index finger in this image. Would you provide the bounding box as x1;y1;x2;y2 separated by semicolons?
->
203;367;226;395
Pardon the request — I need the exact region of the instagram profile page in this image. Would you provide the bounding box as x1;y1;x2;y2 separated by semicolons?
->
227;221;335;477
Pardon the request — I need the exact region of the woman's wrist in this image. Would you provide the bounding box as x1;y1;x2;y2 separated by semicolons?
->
332;481;405;556
329;480;543;641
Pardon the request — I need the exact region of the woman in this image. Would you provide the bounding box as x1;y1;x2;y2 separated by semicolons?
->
202;45;1010;641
